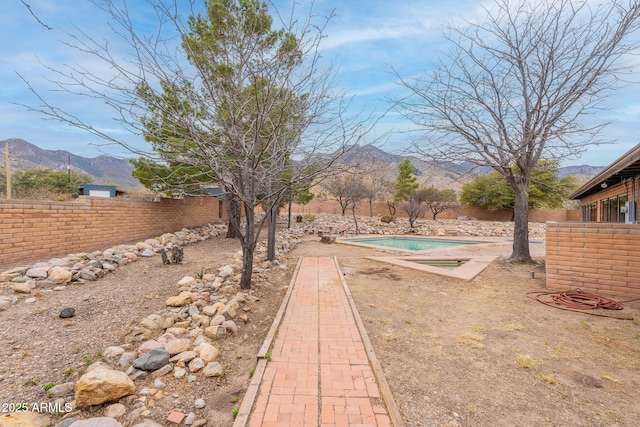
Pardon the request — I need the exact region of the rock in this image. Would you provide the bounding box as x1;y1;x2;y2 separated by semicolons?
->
132;419;164;427
210;314;226;326
126;368;148;381
222;320;238;335
118;351;138;368
48;266;73;284
0;299;12;310
174;367;187;378
75;367;135;407
79;269;98;281
202;362;224;377
165;291;194;307
137;340;164;355
139;314;165;330
11;282;33;294
320;235;336;244
188;305;200;317
202;304;220;317
150;364;173;379
68;418;123;427
164;338;191;355
0;411;50;427
57;418;80;427
218;265;234;278
188;357;205;373
25;266;49;279
59;307;75;318
195;342;219;363
220;299;239;319
103;346;125;360
162;317;175;329
132;348;170;372
104;403;127;418
177;276;197;287
204;325;226;340
140;249;155;257
124;326;154;343
194;398;206;409
47;381;75;397
184;412;196;425
169;351;197;363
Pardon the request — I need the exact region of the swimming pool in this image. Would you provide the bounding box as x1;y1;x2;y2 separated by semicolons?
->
344;237;479;251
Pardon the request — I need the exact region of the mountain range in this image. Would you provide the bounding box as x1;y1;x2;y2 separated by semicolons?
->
0;138;138;189
0;138;604;192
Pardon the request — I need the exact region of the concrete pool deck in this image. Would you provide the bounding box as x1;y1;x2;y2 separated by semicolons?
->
339;236;545;280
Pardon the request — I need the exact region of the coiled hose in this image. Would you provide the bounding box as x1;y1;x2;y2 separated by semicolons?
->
526;289;640;320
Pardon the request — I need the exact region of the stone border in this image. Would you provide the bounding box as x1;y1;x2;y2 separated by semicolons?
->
232;257;303;427
333;257;405;427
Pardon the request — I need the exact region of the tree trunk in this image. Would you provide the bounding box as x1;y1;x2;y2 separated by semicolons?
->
509;181;533;263
387;201;396;216
239;206;255;290
369;199;373;217
351;206;359;234
266;204;277;261
226;195;241;239
287;197;293;229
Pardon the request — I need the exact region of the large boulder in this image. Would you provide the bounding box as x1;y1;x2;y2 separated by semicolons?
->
132;348;170;372
48;266;73;284
75;366;135;407
0;412;50;427
165;291;194;307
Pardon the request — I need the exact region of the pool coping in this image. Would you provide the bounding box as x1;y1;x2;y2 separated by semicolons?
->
365;254;498;280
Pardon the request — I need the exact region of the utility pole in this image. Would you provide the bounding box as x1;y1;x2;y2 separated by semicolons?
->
5;142;10;200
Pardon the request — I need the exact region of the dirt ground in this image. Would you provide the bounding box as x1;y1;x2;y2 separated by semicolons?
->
2;231;640;427
287;239;640;427
0;236;291;427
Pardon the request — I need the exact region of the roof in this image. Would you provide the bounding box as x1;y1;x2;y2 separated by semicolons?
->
569;144;640;200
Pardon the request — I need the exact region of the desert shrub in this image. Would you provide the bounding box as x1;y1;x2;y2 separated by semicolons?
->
380;214;395;223
302;213;316;221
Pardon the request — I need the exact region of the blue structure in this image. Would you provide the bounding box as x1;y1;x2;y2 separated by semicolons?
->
78;185;117;198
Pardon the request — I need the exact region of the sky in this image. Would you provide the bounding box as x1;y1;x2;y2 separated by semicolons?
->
1;0;639;166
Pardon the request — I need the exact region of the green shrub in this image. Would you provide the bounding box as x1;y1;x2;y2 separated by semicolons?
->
302;214;316;221
380;214;395;223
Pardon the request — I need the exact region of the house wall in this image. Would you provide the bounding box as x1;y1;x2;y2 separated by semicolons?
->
546;221;640;298
578;178;640;222
292;199;579;223
0;196;226;265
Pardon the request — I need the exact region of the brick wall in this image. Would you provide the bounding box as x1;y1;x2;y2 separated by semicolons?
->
546;221;640;298
0;196;226;265
292;199;578;223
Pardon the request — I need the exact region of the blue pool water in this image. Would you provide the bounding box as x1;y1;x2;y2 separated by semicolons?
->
345;237;478;251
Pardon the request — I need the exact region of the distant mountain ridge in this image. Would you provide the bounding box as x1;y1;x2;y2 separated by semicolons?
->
0;139;605;193
0;138;138;189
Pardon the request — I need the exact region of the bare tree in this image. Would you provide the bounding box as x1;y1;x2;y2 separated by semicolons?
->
395;0;640;262
21;0;373;288
423;186;458;220
401;188;429;228
323;175;353;216
344;176;368;234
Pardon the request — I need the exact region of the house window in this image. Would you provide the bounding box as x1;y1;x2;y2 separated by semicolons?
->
600;195;628;223
582;202;597;222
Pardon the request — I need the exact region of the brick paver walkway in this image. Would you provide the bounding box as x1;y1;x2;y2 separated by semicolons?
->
247;257;393;427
